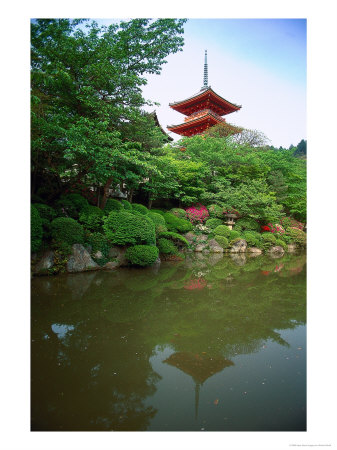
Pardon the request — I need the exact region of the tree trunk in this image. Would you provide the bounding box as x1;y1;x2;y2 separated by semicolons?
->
128;188;134;203
100;177;113;210
148;197;153;209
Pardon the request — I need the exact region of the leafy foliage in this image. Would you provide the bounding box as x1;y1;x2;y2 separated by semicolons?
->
103;211;155;246
163;212;193;233
104;199;123;213
79;205;104;232
125;245;159;266
214;235;228;249
51;217;84;245
157;238;178;255
213;225;231;238
205;218;222;230
31;205;43;252
132;203;149;215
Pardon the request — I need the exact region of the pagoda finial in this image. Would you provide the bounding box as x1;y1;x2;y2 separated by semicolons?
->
202;50;208;90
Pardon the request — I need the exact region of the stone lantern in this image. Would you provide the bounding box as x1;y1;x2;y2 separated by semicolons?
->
224;213;238;230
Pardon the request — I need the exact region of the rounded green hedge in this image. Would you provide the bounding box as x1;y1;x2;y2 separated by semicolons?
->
170;208;187;219
158;231;189;248
157;238;178;255
235;217;260;232
286;227;306;247
214;235;229;249
104;198;123;213
205;218;222;230
51;217;84;245
208;204;224;218
103;211;155;246
79;206;104;232
229;230;241;240
121;199;132;210
31;205;43;252
132;203;149;215
242;231;262;248
150;209;166;216
125;245;159;266
275;238;288;251
148;211;166;226
213;224;231;238
33;203;57;223
163;212;193;233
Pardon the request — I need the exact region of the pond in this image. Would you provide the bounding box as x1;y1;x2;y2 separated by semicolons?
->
31;252;306;431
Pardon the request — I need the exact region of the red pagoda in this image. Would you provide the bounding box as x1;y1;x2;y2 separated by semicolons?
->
167;50;241;137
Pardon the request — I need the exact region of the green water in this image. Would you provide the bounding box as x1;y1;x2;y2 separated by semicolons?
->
31;252;306;431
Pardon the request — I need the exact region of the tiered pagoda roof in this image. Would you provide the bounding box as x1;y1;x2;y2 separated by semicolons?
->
167;50;241;137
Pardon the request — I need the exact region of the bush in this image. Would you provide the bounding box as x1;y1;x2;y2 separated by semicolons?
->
148;212;168;234
214;235;229;249
121;199;132;210
242;231;262;248
51;217;84;245
79;206;104;232
33;203;57;223
261;232;277;249
150;209;166;216
132;203;148;215
163;212;193;233
235;217;260;232
104;198;123;213
205;218;222;230
185;205;209;224
275;238;288;251
158;231;189;248
286;227;306;247
66;193;89;211
103;211;155;246
208;204;224;218
125;245;159;267
86;232;110;254
157;238;178;255
229;230;240;240
31;205;43;252
170;208;187;219
213;224;231;238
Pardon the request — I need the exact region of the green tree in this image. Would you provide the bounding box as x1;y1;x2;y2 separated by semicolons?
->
31;18;186;205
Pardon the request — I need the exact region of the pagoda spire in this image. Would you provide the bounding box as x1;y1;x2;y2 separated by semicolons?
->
202;50;208;90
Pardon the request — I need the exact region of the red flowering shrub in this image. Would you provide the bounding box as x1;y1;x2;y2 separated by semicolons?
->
261;223;285;235
185;204;209;224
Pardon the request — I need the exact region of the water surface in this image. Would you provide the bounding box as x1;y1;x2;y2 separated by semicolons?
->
31;252;306;431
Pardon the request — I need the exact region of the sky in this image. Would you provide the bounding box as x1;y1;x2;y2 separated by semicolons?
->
139;19;307;148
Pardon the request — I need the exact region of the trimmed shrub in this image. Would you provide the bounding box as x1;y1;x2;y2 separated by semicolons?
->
170;208;187;219
275;238;288;251
125;245;159;267
33;203;57;223
121;199;132;210
79;206;104;232
66;193;89;212
51;217;84;245
261;232;277;249
31;205;43;252
286;227;306;247
235;217;260;232
158;231;189;248
150;209;166;216
229;230;241;240
163;212;193;233
157;238;178;255
214;235;229;249
148;211;166;226
208;204;224;218
104;198;123;213
86;232;110;254
213;224;231;238
205;218;222;230
242;231;262;248
103;211;155;246
132;203;148;215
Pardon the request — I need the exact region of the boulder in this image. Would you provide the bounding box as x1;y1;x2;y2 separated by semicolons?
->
34;250;55;273
208;239;224;253
195;243;207;252
268;246;285;258
184;232;196;244
104;261;119;270
247;247;262;255
67;244;99;273
93;250;103;260
195;234;208;243
230;239;247;253
108;246;128;266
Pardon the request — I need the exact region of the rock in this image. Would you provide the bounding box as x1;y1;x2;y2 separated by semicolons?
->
247;247;262;255
268;246;285;258
230;239;247;253
208;239;224;253
184;232;195;243
93;250;103;259
287;244;297;253
104;261;119;270
67;244;99;273
108;246;128;266
195;234;208;243
34;250;54;272
195;243;207;252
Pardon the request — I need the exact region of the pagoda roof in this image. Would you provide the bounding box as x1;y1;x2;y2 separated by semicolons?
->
169;87;241;117
167;109;226;136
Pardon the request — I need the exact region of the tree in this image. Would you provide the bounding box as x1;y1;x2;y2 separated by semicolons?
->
31;18;187;205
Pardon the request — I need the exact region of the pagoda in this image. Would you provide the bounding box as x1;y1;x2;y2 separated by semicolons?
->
167;50;241;137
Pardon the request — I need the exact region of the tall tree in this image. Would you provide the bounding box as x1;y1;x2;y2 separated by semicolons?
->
31;18;186;206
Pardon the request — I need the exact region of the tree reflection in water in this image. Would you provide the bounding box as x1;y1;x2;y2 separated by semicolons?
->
31;252;306;431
